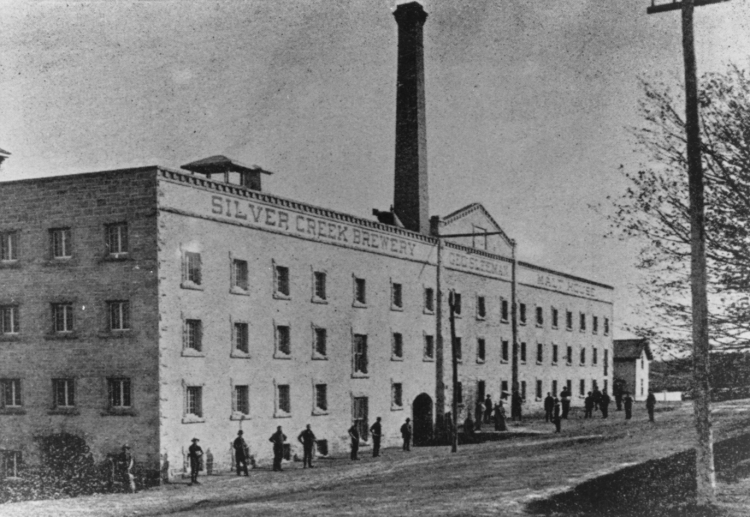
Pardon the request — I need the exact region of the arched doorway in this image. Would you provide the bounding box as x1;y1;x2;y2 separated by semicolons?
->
412;393;433;446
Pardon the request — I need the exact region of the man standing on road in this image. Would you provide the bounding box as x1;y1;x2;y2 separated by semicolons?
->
400;418;412;451
646;390;656;422
269;426;286;471
511;390;523;422
348;423;361;460
624;392;634;420
369;417;382;458
298;424;317;468
544;392;554;423
600;390;611;419
584;392;594;419
484;395;493;424
552;398;562;433
188;438;203;485
474;399;484;431
560;387;571;419
233;431;249;476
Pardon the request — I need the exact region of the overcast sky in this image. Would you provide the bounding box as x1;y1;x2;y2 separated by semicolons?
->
2;0;749;338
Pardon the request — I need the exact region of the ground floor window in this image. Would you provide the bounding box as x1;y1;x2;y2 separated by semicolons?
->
0;450;22;479
185;386;203;417
352;396;368;441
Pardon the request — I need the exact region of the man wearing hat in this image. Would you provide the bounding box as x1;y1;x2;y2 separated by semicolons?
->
120;444;136;493
269;426;287;471
233;431;249;476
188;438;203;485
297;424;317;468
400;418;412;451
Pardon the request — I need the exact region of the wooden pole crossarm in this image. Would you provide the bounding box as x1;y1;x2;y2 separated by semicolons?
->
436;231;507;239
647;0;729;14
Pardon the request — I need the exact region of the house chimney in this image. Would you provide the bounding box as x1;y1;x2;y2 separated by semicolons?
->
393;1;429;235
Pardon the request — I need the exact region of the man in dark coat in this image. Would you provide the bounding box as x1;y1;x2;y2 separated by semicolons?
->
484;395;493;424
187;438;203;485
624;392;634;420
614;383;624;411
297;424;317;468
400;418;412;451
269;426;286;471
119;444;136;493
544;392;554;423
511;390;523;422
464;414;475;442
233;430;249;476
560;387;571;419
553;398;562;433
584;392;594;418
369;417;382;458
348;424;360;460
646;390;656;422
600;390;611;419
592;387;602;412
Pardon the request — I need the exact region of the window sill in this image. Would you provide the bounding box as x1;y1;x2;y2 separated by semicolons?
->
312;353;328;361
391;356;404;362
552;362;559;366
182;348;205;358
273;411;291;419
311;297;328;305
229;287;250;296
230;412;251;421
423;309;435;316
566;328;573;332
423;356;435;362
519;321;527;326
552;326;559;330
566;362;572;366
501;319;509;324
351;372;369;379
48;408;80;416
391;306;404;312
97;331;133;339
536;361;543;366
476;316;486;322
230;351;251;359
536;324;544;329
44;333;79;340
100;254;132;263
500;360;509;364
352;302;368;309
311;408;328;417
180;282;204;291
101;408;137;417
182;415;205;424
273;293;291;301
0;408;26;415
273;352;292;360
476;359;486;364
391;405;404;412
0;334;21;342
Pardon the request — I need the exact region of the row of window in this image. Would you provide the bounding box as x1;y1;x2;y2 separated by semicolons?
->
0;378;406;421
183;252;610;335
185;318;609;375
448;377;610;404
0;301;130;336
0;224;129;262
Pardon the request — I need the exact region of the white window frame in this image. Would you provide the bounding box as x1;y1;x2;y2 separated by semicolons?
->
423;286;435;314
181;249;203;290
423;332;435;362
501;340;509;363
353;276;367;307
182;382;205;423
391;331;404;361
500;298;509;323
1;378;22;408
50;228;72;259
352;332;369;377
391;380;404;411
274;321;292;359
182;318;203;356
536;343;544;365
52;303;74;334
476;337;486;364
312;325;328;360
312;269;328;304
105;222;128;258
53;378;75;409
0;305;19;336
552;344;559;365
108;300;130;332
519;303;527;326
551;307;559;329
476;294;486;321
273;261;291;299
520;341;527;364
390;280;404;311
0;231;19;262
107;377;132;410
312;381;328;416
274;380;292;418
230;257;249;295
535;306;544;327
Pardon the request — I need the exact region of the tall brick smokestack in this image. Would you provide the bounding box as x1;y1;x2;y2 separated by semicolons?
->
393;1;429;235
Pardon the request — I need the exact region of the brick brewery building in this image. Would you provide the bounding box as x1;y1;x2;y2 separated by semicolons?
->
0;2;613;480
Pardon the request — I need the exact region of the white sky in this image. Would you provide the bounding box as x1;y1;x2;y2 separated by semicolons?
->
1;0;749;338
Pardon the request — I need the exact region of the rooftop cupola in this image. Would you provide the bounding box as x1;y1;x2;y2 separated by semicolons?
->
181;155;272;192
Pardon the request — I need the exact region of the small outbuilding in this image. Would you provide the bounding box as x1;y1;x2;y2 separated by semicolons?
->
614;338;653;401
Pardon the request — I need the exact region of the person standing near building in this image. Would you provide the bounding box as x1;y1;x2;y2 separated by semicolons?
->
646;390;656;422
600;390;611;419
544;392;554;423
474;399;484;431
614;383;624;411
269;426;286;471
400;418;412;451
494;401;507;432
120;444;136;493
233;430;249;476
297;424;317;468
484;395;493;424
624;392;634;420
348;423;361;460
584;392;594;419
560;387;571;419
592;386;602;413
187;438;203;485
369;417;382;458
511;390;523;422
552;398;562;433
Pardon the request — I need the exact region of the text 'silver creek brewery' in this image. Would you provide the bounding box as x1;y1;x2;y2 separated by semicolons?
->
0;2;612;480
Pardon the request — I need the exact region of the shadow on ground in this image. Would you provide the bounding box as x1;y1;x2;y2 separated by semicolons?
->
525;433;750;517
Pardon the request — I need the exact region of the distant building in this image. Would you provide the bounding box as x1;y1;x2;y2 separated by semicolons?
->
614;338;652;401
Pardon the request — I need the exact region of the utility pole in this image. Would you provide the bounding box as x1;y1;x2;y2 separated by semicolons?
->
646;0;729;505
511;240;519;409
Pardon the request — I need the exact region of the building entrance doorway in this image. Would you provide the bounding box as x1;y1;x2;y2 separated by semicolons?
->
412;393;433;446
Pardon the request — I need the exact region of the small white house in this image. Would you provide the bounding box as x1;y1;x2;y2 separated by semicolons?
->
614;339;653;401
